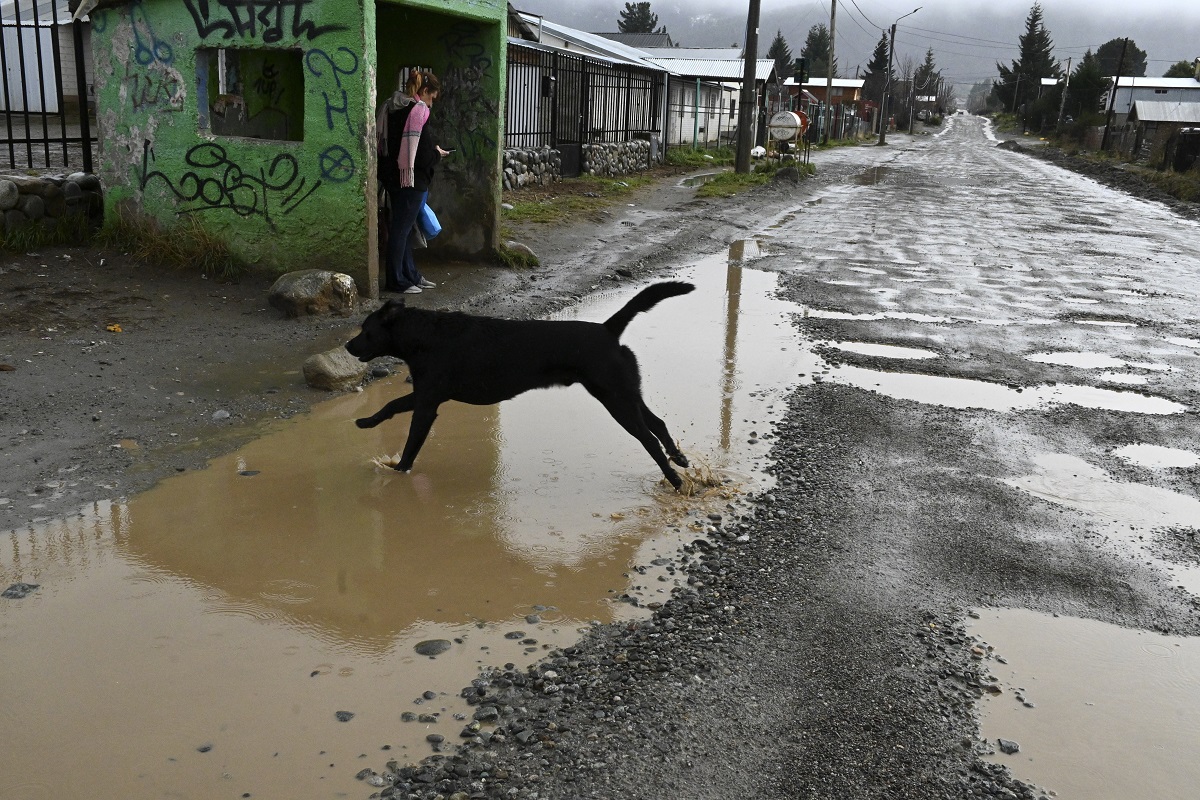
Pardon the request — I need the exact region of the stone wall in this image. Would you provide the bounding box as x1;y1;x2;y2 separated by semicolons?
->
503;147;561;190
582;139;657;176
0;173;104;235
503;139;663;190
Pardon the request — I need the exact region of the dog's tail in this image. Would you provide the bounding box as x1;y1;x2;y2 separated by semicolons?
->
603;281;695;338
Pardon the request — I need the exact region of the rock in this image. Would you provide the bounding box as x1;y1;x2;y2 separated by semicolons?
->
16;194;44;221
335;710;355;722
772;166;803;183
268;269;357;317
2;582;40;599
998;738;1020;754
0;179;17;211
4;209;27;233
302;347;368;391
414;639;453;657
503;240;538;261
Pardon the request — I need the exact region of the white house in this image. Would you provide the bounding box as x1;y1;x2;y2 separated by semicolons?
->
0;0;92;114
1103;76;1200;124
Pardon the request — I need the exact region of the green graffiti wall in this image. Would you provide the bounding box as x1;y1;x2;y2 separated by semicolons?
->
91;0;375;279
90;0;505;286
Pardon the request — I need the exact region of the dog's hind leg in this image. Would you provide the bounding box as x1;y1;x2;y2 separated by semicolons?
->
356;394;416;429
639;401;689;468
396;403;440;472
586;386;683;490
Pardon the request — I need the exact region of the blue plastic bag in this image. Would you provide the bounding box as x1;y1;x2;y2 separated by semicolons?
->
417;202;441;239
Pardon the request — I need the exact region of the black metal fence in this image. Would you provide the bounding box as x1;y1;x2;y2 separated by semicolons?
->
1;0;94;172
505;41;663;151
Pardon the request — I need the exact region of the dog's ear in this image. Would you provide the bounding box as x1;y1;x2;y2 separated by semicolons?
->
380;298;406;319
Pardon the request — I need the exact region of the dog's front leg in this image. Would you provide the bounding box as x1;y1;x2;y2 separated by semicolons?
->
396;403;440;472
356;393;416;429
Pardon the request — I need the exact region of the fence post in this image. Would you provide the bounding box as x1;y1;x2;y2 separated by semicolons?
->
72;19;92;173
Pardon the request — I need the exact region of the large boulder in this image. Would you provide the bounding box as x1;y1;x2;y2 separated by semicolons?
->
0;179;17;211
303;346;368;391
268;269;357;317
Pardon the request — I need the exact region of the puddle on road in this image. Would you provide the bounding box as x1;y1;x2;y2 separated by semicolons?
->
824;341;939;360
0;247;810;800
972;608;1200;800
679;171;724;187
1026;351;1168;372
1005;452;1200;593
825;365;1186;415
1114;443;1200;469
805;308;953;324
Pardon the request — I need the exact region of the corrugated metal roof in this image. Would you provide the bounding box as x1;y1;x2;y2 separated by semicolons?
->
1113;77;1200;90
785;78;866;89
1129;100;1200;124
517;13;666;71
642;47;747;60
641;56;775;81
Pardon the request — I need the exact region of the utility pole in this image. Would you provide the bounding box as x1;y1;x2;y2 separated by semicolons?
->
736;0;762;173
822;0;836;145
1055;57;1072;133
1100;38;1128;153
877;8;920;146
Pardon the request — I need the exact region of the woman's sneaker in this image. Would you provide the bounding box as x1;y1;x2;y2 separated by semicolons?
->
418;279;436;288
403;286;423;294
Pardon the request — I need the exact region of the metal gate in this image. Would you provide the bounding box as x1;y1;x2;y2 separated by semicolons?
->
1;0;94;172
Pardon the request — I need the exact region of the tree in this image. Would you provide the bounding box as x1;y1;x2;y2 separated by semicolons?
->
1096;38;1147;77
862;30;892;116
1066;49;1108;121
994;3;1060;124
617;2;664;35
1164;60;1198;78
968;80;999;114
800;23;838;81
767;30;792;82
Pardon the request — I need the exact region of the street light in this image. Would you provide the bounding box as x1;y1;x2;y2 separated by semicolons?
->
877;6;921;146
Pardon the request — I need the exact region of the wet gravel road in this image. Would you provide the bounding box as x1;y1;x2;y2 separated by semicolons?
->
362;116;1200;798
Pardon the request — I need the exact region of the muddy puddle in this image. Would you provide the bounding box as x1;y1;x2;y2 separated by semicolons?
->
1005;452;1200;593
0;246;809;800
972;608;1200;800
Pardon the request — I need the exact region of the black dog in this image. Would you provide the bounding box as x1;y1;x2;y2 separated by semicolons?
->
345;281;694;490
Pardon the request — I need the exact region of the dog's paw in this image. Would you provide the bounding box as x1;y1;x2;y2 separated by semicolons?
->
670;453;690;468
355;417;379;429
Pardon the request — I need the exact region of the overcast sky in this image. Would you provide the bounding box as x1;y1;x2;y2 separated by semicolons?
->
514;1;1200;90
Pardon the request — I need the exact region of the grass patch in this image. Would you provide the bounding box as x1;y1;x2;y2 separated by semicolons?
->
495;241;540;269
502;174;654;225
692;159;813;198
0;213;92;252
97;210;245;280
665;146;735;168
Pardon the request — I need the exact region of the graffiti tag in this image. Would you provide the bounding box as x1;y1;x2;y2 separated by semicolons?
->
140;140;322;228
305;47;359;135
183;0;348;43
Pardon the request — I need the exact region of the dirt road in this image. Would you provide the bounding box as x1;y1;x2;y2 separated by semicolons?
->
4;117;1200;800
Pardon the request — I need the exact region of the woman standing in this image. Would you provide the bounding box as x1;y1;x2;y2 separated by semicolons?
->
379;69;449;293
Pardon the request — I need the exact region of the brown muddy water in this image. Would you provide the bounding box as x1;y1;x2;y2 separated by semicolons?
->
0;246;814;800
972;608;1200;800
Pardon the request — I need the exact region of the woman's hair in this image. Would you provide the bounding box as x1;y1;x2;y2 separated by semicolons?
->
405;68;441;97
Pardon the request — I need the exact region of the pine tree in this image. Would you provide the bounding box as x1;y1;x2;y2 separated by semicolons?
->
1096;38;1147;78
800;24;838;80
767;30;792;81
994;3;1060;116
1066;49;1108;122
617;2;663;35
862;30;892;106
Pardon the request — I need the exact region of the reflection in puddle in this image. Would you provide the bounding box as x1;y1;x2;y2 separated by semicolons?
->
1166;336;1200;348
1113;443;1200;470
827;365;1186;415
0;245;811;800
973;608;1200;800
825;341;939;360
1076;320;1137;327
1005;452;1200;592
1097;372;1148;385
679;171;723;187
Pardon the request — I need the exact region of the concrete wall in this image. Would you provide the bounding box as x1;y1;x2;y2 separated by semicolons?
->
89;0;506;290
91;0;377;282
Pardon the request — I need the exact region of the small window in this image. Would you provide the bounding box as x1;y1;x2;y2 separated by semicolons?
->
1155;88;1168;94
197;48;304;141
